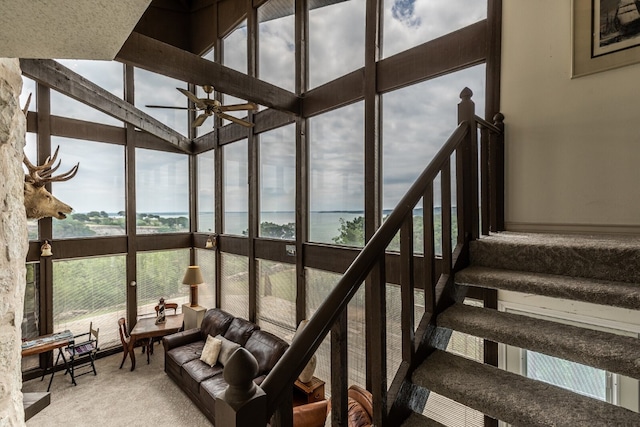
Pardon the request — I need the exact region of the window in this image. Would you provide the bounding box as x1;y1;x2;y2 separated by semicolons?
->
197;150;215;233
309;0;365;88
53;255;126;349
51;137;125;239
382;0;487;59
309;102;364;245
195;248;216;309
260;125;295;239
382;65;485;254
257;259;296;337
223;140;248;236
24;133;38;240
136;249;190;316
134;68;188;136
222;21;251;125
220;253;249;319
136;148;189;234
499;300;640;421
259;0;295;92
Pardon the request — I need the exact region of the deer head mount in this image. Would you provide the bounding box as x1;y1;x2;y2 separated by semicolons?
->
24;147;79;220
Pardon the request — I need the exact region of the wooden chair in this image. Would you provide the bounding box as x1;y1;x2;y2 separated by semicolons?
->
118;317;139;370
146;302;180;357
63;322;99;385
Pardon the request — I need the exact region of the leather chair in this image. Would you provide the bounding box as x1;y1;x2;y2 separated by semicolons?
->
325;385;373;427
293;399;329;427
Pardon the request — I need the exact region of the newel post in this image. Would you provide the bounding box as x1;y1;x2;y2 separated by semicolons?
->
215;348;268;427
457;87;479;244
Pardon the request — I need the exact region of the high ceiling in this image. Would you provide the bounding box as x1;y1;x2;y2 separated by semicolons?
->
0;0;152;59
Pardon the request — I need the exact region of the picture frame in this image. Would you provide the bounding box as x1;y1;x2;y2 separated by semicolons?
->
572;0;640;77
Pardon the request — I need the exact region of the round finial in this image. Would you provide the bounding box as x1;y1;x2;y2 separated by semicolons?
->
222;347;259;407
493;112;505;125
460;87;473;100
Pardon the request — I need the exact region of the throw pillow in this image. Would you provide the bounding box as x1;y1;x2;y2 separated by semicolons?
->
200;335;222;367
216;334;241;366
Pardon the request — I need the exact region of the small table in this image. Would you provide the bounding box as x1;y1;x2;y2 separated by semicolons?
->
22;330;74;391
127;313;183;371
293;376;325;406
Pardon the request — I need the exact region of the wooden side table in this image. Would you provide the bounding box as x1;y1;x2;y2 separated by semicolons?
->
293;376;325;406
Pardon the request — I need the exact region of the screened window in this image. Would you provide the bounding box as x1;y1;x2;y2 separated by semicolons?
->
134;68;188;136
260;125;295;239
382;0;487;59
20;76;36;112
23;263;39;340
309;102;364;245
197;150;215;233
223;140;248;236
53;255;126;349
136;148;189;234
259;0;295;92
221;253;249;319
195;248;216;309
257;259;296;338
136;249;190;316
51;137;125;239
309;0;365;88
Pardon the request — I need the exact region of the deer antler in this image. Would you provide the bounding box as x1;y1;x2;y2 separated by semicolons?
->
24;146;79;187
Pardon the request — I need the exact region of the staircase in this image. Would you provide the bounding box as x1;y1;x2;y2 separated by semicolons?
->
403;232;640;427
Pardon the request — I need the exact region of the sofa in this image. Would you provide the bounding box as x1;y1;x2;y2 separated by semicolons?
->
162;308;289;424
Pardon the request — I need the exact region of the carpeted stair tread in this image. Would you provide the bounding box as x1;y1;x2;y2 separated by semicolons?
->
456;265;640;310
470;232;640;283
438;303;640;379
401;412;447;427
413;350;640;427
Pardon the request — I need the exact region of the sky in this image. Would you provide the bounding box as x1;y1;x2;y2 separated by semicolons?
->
20;0;487;215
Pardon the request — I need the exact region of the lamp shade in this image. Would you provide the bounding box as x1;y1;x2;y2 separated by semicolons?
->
182;266;204;307
183;265;204;285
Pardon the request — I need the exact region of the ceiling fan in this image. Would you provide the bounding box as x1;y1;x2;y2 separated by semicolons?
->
145;85;258;128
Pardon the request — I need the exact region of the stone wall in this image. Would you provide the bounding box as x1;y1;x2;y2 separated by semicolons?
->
0;58;28;426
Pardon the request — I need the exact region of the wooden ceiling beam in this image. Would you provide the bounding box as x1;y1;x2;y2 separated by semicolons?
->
20;58;191;153
116;32;301;115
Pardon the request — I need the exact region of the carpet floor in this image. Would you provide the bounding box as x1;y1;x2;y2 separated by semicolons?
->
22;348;212;426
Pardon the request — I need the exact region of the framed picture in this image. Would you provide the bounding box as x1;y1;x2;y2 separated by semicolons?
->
572;0;640;77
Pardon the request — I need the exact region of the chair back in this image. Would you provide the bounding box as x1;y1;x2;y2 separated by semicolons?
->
155;302;179;315
118;317;130;345
89;321;99;351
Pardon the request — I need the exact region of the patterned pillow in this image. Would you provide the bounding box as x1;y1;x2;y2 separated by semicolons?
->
200;335;222;367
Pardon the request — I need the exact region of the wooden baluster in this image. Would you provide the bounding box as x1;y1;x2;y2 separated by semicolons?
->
490;112;505;232
441;160;452;275
480;126;490;236
423;184;435;315
331;309;348;426
400;214;415;363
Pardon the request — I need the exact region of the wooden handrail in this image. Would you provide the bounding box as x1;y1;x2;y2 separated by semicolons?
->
261;122;470;418
475;114;501;134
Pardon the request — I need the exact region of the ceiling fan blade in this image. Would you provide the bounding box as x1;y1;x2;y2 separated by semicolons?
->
192;113;209;128
145;105;197;111
218;102;258;112
176;88;207;109
217;111;254;127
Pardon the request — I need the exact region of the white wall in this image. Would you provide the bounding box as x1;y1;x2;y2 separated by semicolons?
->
502;1;640;234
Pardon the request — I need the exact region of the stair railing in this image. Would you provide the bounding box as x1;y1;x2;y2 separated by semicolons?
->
218;88;504;426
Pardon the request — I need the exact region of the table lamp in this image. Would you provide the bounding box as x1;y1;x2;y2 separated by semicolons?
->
182;265;204;307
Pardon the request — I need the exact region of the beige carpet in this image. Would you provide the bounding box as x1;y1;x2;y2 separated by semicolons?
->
22;348;212;426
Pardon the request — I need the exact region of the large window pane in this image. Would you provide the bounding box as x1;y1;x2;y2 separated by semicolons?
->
134;68;188;136
198;150;215;233
20;76;36;112
222;21;251;125
53;255;126;349
51;60;124;126
260;125;295;239
136;148;189;234
382;66;484;254
51;137;125;239
221;253;249;319
136;249;190;316
22;263;39;340
382;0;487;58
259;0;295;92
309;102;364;245
224;140;248;235
309;0;365;88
